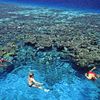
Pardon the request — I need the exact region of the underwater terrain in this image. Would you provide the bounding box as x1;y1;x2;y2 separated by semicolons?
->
0;2;100;100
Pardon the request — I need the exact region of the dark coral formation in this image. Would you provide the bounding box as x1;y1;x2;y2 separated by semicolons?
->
0;4;100;71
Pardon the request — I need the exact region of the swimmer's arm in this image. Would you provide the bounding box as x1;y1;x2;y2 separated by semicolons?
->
32;78;43;85
85;73;90;79
32;78;37;83
85;73;88;78
90;67;96;72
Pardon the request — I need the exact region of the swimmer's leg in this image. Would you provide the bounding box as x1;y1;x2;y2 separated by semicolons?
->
31;84;39;88
37;86;50;92
32;84;50;92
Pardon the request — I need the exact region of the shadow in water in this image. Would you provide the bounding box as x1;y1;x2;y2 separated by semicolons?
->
0;64;14;79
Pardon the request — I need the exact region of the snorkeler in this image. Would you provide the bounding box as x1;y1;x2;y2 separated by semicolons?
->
85;67;100;80
28;72;49;92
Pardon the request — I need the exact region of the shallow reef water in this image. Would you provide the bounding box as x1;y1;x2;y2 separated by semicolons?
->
0;47;100;100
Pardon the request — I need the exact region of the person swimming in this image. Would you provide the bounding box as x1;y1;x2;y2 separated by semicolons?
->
85;67;100;80
28;72;43;87
28;72;50;92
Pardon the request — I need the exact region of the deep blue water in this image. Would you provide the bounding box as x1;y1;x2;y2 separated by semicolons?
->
0;0;100;12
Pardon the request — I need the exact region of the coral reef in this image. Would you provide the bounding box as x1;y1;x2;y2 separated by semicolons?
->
0;4;100;72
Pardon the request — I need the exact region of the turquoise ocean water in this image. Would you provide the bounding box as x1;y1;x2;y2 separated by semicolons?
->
0;47;100;100
0;0;100;100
